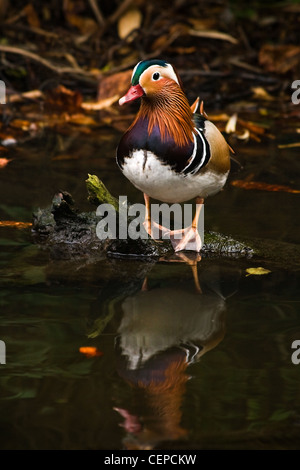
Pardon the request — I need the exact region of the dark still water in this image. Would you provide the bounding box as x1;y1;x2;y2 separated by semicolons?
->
0;127;299;449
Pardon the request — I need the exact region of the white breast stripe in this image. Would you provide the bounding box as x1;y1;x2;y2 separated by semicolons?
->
181;133;197;174
193;128;207;173
181;127;208;175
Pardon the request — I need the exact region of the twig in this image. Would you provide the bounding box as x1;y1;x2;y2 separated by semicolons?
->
88;0;105;27
237;72;279;84
106;29;183;74
237;24;253;52
105;25;237;75
8;89;44;103
4;9;25;24
189;29;238;45
2;23;59;39
179;70;229;77
47;51;81;69
81;94;120;110
229;58;263;74
108;0;135;24
0;45;95;78
180;69;279;85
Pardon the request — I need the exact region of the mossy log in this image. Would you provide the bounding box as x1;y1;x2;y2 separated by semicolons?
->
32;174;300;268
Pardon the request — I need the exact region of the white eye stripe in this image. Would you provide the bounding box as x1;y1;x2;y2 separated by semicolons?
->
131;61;141;82
139;64;180;85
163;63;180;85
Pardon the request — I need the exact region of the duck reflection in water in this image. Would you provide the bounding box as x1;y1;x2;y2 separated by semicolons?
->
113;256;239;450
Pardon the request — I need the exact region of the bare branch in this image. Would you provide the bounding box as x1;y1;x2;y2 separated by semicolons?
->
0;45;96;79
88;0;105;27
108;0;135;25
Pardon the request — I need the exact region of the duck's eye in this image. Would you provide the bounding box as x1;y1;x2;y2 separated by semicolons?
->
152;72;160;81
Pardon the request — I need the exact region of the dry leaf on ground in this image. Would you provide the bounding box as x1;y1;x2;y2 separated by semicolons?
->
79;346;103;358
24;3;40;28
46;85;83;111
0;220;32;228
259;44;300;74
0;158;11;168
118;9;142;40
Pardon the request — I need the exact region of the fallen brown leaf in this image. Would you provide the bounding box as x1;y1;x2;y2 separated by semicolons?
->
66;13;97;35
0;158;11;168
118;8;142;40
52;154;79;161
209;113;230;121
101;113;136;132
9;119;32;131
225;113;237;133
81;95;119;111
79;346;103;358
237;119;267;135
8;90;44;103
0;221;32;228
46;85;82;111
259;44;300;74
225;114;266;142
169;46;196;55
252;87;275;101
151;34;169;52
0;0;8;21
67;113;98;126
189;18;217;30
236;129;250;140
278;142;300;149
24;3;40;28
97;70;132;102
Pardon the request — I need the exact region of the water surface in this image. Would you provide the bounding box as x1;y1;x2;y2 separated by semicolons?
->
0;125;299;450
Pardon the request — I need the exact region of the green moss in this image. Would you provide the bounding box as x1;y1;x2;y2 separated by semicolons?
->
86;174;119;211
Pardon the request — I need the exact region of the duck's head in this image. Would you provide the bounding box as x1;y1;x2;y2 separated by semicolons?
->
119;59;183;106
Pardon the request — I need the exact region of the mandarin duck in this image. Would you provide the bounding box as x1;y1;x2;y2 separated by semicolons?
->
116;59;231;252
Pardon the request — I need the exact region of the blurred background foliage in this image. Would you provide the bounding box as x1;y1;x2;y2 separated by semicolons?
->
0;0;299;94
0;0;299;183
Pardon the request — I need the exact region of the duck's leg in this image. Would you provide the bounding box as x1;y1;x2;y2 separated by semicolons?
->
190;262;202;293
143;194;203;252
141;277;148;291
143;193;152;236
174;252;202;293
169;197;204;253
143;193;172;239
